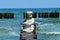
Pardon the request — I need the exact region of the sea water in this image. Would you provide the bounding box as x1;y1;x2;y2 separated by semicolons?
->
36;18;60;40
0;8;60;40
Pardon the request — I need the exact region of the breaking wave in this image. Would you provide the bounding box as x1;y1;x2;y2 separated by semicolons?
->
36;19;60;33
0;27;19;37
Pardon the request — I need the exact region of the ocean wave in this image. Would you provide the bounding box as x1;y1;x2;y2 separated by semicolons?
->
0;27;19;36
8;32;19;36
0;27;12;32
37;32;60;36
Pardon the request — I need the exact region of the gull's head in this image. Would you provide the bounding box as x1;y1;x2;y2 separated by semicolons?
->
26;11;33;14
26;11;33;18
25;11;34;19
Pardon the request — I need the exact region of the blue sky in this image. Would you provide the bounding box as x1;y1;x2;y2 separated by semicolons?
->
0;0;60;8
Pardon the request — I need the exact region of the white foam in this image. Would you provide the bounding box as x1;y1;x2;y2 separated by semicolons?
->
40;32;60;34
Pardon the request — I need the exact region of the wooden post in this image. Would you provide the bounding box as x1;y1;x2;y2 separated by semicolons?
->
20;11;37;40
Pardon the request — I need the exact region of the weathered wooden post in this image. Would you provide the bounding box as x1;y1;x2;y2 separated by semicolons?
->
20;11;37;40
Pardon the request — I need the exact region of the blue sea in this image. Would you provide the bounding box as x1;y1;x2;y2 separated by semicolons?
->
0;8;60;40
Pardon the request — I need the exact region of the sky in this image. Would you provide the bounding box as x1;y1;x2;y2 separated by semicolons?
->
0;0;60;8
